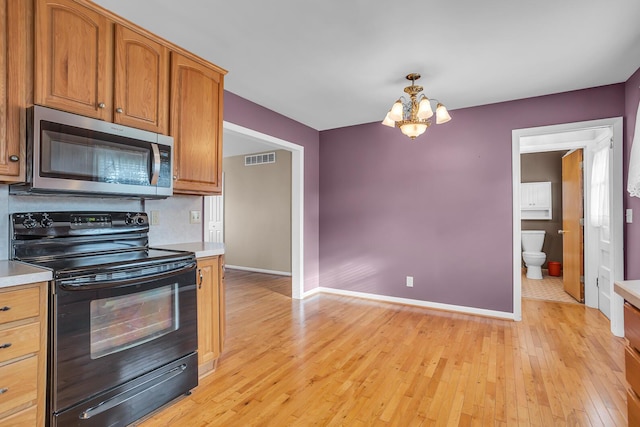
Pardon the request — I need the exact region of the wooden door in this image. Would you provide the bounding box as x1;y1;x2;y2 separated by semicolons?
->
197;256;221;377
113;25;169;134
170;52;223;195
0;0;29;182
35;0;112;121
561;149;584;302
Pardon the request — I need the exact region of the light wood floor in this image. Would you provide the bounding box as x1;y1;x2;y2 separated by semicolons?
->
138;269;628;426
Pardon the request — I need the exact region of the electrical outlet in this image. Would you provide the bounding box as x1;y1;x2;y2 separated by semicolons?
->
189;210;202;224
150;210;160;225
406;276;414;287
627;208;633;224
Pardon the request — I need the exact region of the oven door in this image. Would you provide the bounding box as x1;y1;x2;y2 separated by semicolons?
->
50;261;198;414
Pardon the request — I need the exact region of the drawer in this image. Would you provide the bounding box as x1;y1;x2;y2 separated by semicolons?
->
0;356;38;416
629;388;640;427
0;287;40;325
626;345;640;394
0;405;37;427
0;322;40;364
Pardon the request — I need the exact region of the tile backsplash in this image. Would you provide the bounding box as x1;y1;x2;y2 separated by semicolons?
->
0;185;203;259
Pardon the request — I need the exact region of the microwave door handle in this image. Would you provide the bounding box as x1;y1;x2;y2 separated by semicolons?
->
150;143;161;185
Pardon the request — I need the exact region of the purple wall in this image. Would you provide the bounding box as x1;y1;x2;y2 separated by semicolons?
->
625;68;640;279
223;91;321;290
319;85;625;313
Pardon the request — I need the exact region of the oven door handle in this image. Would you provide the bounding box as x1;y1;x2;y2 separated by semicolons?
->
58;264;196;291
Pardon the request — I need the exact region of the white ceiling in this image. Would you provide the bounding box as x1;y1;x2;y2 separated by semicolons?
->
94;0;640;133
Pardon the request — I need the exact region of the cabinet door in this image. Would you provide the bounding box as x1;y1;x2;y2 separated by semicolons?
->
0;0;29;182
113;25;169;134
35;0;112;121
170;52;223;195
197;256;221;376
219;256;225;353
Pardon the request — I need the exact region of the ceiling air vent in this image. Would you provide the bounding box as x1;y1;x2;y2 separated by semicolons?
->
245;152;276;166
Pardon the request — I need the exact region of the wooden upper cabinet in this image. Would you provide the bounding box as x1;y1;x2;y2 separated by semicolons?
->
171;52;223;195
35;0;112;121
0;0;30;182
35;0;170;133
114;25;169;134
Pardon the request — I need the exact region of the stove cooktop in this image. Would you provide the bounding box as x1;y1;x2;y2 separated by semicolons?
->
28;248;195;277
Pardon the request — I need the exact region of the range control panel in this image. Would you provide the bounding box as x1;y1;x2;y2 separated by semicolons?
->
12;212;149;237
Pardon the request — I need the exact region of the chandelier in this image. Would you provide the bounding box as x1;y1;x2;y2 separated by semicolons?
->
381;73;452;139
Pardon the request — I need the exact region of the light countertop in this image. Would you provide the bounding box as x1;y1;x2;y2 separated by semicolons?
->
0;261;53;289
614;280;640;308
153;242;225;259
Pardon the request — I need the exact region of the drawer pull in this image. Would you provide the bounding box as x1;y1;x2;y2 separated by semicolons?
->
0;343;11;349
0;306;10;312
0;388;7;395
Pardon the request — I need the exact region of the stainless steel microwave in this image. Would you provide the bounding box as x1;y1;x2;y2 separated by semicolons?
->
10;105;173;198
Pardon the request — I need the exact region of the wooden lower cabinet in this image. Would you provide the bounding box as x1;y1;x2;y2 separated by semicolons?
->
0;282;47;426
196;256;225;378
625;301;640;426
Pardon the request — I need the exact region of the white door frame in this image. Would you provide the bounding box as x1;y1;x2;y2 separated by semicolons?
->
512;117;624;336
223;121;305;299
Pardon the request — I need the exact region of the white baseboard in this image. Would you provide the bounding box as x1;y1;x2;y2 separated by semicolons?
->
303;287;515;320
226;265;292;277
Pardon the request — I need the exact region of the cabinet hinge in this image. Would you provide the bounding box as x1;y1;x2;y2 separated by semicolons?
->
580;275;585;283
579;218;584;226
579;161;584;170
596;277;599;288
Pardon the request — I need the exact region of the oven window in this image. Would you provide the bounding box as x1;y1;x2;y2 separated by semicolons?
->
90;284;179;359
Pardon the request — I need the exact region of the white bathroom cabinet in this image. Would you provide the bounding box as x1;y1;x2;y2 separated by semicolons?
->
521;181;552;220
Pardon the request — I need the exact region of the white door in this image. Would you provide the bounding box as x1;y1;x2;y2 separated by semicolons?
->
204;194;224;243
591;139;613;318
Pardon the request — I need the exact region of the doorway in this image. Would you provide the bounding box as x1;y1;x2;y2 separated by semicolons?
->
209;121;305;299
512;117;624;337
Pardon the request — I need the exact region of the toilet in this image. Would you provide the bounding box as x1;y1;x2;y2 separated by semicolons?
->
522;230;546;279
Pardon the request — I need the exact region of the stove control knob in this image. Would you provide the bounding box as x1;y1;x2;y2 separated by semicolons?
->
136;216;145;225
41;217;53;228
23;218;38;229
125;216;134;225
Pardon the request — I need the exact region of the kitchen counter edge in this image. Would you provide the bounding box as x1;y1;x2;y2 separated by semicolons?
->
614;280;640;308
0;261;53;289
153;242;225;259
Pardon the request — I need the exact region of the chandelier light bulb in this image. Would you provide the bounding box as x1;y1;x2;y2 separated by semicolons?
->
400;123;428;139
435;103;452;124
388;100;404;121
381;112;395;127
417;97;433;120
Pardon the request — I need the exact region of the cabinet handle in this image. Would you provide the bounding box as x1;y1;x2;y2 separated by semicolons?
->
8;155;19;162
173;175;178;180
115;107;123;114
0;306;10;312
558;230;568;234
0;388;7;395
0;343;11;349
198;270;203;289
98;102;106;109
